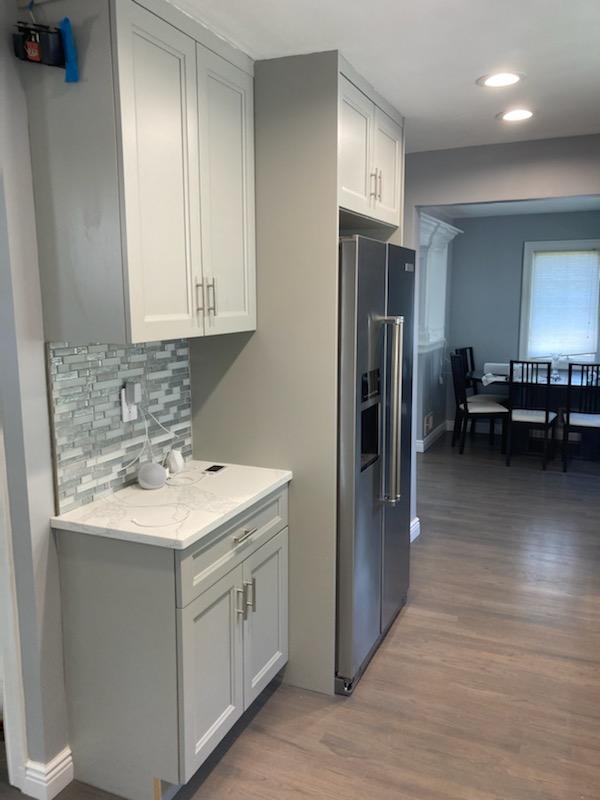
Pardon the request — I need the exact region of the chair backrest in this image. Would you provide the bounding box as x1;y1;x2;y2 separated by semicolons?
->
509;360;551;419
455;346;477;393
450;354;469;410
567;363;600;416
455;346;475;373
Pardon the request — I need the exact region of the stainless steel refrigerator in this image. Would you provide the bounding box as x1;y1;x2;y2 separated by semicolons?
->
336;235;415;695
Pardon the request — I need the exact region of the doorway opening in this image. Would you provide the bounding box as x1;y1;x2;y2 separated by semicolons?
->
415;193;600;474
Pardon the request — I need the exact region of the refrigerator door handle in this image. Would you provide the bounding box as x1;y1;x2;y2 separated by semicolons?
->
381;316;404;504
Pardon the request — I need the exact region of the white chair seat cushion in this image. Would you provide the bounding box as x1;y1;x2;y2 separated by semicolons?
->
512;409;557;424
460;400;508;415
568;412;600;428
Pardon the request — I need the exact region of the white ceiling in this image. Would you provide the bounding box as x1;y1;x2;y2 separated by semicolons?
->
167;0;600;153
424;195;600;220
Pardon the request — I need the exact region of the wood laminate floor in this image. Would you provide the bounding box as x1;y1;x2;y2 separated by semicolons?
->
2;433;599;800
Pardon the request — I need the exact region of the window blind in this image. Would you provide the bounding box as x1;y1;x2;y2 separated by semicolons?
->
526;249;600;360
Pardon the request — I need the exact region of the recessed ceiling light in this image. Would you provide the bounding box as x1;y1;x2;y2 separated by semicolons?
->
497;108;533;122
477;72;523;88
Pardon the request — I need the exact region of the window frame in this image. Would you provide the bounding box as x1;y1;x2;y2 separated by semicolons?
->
519;239;600;363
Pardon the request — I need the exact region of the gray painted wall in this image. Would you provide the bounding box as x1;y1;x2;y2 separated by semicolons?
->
416;236;455;441
448;210;600;363
0;3;69;764
405;134;600;249
417;347;448;440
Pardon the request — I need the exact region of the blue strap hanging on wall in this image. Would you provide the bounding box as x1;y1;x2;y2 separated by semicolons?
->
58;17;79;82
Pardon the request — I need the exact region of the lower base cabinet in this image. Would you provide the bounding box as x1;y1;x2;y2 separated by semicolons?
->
179;529;288;781
179;564;245;779
243;530;288;706
57;488;289;800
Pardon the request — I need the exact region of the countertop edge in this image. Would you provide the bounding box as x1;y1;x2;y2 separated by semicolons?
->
50;471;293;550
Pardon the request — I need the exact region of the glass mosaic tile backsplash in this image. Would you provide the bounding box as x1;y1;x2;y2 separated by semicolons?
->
47;339;192;514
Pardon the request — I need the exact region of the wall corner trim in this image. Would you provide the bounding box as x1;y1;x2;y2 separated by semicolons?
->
415;419;448;453
22;746;74;800
410;517;421;543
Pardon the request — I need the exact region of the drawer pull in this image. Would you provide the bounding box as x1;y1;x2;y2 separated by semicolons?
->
234;527;257;545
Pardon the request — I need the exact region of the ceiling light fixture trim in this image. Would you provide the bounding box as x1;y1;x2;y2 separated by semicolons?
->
497;108;534;122
477;72;524;88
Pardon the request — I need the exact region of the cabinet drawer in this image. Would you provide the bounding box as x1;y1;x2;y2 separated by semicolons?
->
176;488;288;607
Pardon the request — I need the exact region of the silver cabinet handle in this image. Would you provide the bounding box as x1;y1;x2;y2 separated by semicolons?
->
206;278;216;315
235;587;245;619
233;526;257;545
369;171;378;198
243;578;256;615
378;169;383;201
381;316;404;504
195;278;204;315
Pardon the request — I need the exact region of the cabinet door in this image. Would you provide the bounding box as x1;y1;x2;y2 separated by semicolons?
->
197;45;257;336
338;76;375;218
178;565;244;782
242;529;288;708
115;2;203;342
373;108;404;227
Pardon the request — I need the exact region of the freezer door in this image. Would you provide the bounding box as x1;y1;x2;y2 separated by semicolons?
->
381;245;415;631
337;236;386;682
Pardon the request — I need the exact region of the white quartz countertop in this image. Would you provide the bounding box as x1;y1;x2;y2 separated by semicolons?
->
51;460;292;550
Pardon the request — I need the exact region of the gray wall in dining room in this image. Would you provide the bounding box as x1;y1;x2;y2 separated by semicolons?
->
416;344;449;439
416;237;456;441
448;209;600;366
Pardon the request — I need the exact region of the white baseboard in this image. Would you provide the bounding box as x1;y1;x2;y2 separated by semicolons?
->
416;420;448;453
410;517;421;543
22;747;74;800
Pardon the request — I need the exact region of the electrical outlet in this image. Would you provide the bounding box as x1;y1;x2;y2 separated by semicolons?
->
120;383;140;423
424;413;434;435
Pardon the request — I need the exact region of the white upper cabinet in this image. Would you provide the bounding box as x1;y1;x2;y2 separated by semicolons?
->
338;74;404;228
116;2;201;342
339;77;375;218
373;107;404;227
26;0;256;344
197;46;257;335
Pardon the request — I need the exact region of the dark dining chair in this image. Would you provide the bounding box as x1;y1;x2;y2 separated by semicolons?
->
450;354;509;454
454;346;508;438
506;360;557;470
455;346;477;393
562;363;600;472
455;346;507;402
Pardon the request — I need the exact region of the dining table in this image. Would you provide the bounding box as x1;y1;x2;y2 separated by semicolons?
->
468;369;585;413
467;367;599;461
469;369;586;388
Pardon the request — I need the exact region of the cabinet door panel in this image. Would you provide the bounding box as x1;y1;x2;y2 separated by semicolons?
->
197;46;256;335
338;76;375;217
243;529;288;707
373;108;403;227
178;565;244;782
116;2;202;342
